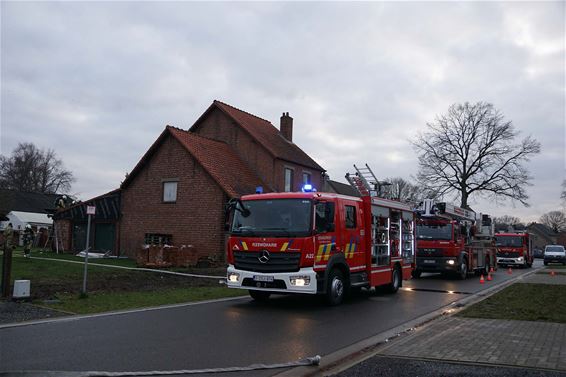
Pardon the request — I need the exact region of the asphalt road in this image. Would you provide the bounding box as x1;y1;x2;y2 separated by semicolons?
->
0;260;542;376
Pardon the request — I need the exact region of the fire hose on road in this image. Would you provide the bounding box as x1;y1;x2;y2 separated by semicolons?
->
5;355;322;377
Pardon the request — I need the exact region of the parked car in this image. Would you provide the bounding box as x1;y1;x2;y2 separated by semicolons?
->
533;248;544;259
543;245;566;266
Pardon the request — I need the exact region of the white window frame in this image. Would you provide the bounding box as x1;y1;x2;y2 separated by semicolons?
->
284;168;294;192
163;181;178;203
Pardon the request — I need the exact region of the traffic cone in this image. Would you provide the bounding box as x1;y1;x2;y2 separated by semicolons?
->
550;270;556;277
507;267;512;275
487;272;492;281
480;274;485;284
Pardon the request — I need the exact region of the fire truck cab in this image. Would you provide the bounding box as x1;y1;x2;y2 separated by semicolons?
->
413;200;497;279
495;232;533;268
225;187;416;305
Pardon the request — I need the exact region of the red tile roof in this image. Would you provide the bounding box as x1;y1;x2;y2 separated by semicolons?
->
191;100;324;171
167;127;266;197
122;126;265;197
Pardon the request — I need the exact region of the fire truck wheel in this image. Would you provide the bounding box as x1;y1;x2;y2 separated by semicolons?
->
249;290;271;302
411;269;422;279
458;260;468;280
326;269;345;306
386;267;401;293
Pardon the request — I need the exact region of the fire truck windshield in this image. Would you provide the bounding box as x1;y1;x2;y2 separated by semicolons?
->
231;199;313;237
417;223;452;240
495;236;523;247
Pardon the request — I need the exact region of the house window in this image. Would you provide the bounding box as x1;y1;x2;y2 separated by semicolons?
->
284;168;294;192
163;181;177;203
144;233;173;246
302;172;311;185
345;205;356;228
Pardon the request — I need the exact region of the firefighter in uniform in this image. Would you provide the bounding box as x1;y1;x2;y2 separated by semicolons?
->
3;223;14;252
23;224;35;258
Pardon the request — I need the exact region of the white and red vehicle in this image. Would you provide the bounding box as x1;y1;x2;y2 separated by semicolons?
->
413;200;497;279
225;182;416;305
495;232;533;268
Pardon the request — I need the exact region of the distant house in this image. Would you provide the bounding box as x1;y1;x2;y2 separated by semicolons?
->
0;189;59;246
116;101;326;262
324;179;361;197
527;222;558;250
0;189;58;223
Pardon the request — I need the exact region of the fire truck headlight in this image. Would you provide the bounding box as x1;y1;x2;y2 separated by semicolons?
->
517;257;524;262
228;273;240;283
446;259;456;265
290;276;310;286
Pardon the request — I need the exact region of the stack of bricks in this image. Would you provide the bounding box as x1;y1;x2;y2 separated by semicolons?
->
136;245;199;268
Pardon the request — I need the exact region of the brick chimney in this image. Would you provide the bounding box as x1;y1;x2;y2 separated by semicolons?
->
280;112;293;142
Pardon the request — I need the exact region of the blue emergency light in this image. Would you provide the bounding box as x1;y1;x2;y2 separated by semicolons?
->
255;186;263;194
301;184;316;192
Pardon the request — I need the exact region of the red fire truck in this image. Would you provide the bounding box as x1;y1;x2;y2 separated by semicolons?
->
413;200;497;279
495;232;533;268
225;169;416;305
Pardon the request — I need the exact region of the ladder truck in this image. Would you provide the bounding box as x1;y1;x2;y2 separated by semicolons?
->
495;232;534;268
413;199;497;279
225;164;416;305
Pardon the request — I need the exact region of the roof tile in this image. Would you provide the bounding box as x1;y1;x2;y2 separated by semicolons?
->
168;127;266;197
193;100;324;171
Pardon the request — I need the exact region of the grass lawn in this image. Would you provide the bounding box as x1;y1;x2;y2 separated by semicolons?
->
458;283;566;323
536;265;566;275
46;287;246;314
1;250;246;315
12;248;138;267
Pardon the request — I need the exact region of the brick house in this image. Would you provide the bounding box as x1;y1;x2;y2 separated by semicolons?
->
118;100;325;262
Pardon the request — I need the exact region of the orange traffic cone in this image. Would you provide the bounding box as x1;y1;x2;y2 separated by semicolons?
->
487;272;492;281
480;274;485;284
550;270;556;277
507;267;512;275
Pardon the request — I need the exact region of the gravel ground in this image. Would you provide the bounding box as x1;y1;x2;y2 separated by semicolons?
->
0;301;69;325
335;356;566;377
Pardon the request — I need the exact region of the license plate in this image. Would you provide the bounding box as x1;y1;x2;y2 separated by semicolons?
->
424;260;435;264
253;275;274;282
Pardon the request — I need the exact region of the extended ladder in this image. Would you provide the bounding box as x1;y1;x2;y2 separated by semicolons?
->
345;164;381;197
43;222;64;253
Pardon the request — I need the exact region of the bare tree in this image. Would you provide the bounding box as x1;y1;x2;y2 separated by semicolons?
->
493;215;524;232
0;142;75;194
413;102;540;209
384;177;439;204
540;211;566;233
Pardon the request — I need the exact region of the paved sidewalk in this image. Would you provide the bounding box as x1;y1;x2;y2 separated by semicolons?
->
378;316;566;370
344;271;566;373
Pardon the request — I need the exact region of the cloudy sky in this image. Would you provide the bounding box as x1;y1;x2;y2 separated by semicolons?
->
1;1;564;222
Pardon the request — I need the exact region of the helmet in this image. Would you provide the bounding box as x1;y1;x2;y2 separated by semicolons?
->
25;224;31;229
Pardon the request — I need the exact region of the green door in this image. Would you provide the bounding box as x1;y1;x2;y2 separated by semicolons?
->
73;224;87;252
94;223;115;252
